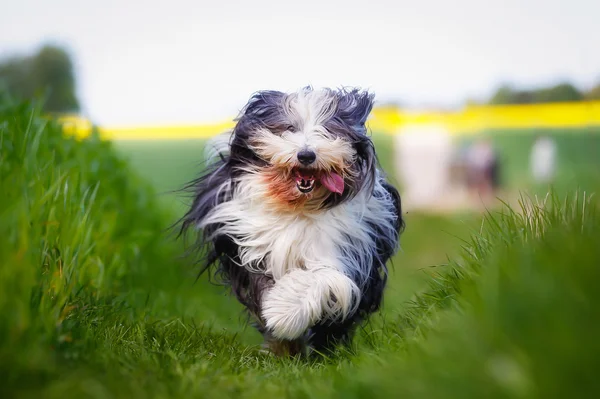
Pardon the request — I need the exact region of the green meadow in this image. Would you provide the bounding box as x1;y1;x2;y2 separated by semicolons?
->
1;97;599;398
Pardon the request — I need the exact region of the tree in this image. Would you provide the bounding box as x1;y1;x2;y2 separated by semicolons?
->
489;85;518;105
489;82;584;105
0;45;79;113
585;82;600;100
532;82;583;103
489;84;534;105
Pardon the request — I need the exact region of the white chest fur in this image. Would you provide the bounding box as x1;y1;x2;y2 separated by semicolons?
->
199;175;397;340
228;204;360;280
200;175;396;284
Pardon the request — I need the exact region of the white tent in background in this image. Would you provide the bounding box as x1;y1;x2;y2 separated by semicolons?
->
394;124;455;211
530;135;557;183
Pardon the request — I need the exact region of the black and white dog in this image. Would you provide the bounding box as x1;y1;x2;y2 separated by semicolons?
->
179;87;403;356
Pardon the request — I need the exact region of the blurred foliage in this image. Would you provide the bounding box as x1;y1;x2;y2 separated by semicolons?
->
489;82;585;105
349;192;600;399
488;80;600;104
0;93;178;394
586;82;600;100
0;45;79;113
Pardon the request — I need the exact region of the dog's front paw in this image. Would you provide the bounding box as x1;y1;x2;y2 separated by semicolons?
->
261;268;360;340
261;270;319;340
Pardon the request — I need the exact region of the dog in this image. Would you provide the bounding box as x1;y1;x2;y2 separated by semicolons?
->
178;87;403;356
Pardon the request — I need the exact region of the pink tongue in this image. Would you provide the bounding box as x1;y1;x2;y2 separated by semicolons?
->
321;172;345;194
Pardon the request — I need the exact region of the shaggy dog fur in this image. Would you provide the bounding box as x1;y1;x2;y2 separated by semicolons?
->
178;87;404;356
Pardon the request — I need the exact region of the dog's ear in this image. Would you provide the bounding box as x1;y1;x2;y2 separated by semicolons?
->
230;90;287;163
336;88;375;132
235;90;287;135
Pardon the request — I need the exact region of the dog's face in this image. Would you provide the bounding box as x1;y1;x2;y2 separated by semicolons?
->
229;87;377;211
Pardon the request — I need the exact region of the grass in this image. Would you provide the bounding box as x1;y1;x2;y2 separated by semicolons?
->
2;96;599;398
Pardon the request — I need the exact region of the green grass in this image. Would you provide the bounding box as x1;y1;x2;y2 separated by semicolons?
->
2;96;600;398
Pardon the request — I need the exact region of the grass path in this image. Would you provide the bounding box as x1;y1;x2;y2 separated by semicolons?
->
2;98;599;398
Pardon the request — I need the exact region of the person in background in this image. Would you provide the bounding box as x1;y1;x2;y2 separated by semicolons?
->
530;135;557;185
466;138;500;201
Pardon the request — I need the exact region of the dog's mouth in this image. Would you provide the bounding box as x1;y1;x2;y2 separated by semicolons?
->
294;168;316;193
293;168;345;195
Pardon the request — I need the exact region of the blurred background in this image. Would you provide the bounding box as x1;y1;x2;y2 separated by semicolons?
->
2;0;599;213
1;2;600;397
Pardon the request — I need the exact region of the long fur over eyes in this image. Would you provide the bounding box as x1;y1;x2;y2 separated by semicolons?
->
178;86;404;356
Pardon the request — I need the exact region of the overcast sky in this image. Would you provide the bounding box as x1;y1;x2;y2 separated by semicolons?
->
1;0;598;126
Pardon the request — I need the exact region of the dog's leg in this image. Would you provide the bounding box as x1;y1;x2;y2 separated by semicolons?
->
230;271;307;357
307;318;358;356
250;301;308;357
261;267;360;341
261;330;308;357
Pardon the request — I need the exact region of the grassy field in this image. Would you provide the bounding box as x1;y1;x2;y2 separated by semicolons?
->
2;97;600;398
112;135;472;336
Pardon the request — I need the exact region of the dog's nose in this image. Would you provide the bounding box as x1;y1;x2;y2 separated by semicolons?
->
297;149;316;165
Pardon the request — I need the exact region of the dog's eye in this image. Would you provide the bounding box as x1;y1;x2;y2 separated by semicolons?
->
286;125;296;132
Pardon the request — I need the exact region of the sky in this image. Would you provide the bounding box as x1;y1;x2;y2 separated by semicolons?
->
1;0;598;126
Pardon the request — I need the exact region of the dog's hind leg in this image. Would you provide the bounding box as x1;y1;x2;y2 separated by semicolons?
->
307;318;358;356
